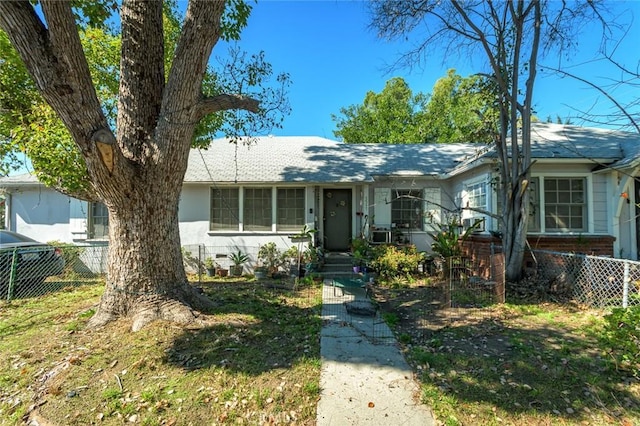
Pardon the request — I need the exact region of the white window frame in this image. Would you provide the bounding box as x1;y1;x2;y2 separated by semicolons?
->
538;174;591;233
210;187;240;231
276;187;306;232
210;185;306;233
391;189;423;231
460;177;489;232
88;202;109;240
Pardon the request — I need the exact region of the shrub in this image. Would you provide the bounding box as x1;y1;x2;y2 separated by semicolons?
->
257;242;291;277
601;307;640;374
369;244;422;281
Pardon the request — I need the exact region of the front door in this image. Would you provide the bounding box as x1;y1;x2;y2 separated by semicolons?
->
323;188;351;251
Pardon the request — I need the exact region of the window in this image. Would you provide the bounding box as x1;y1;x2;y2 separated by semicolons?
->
277;188;305;231
209;186;307;233
391;189;423;230
210;188;239;230
544;177;586;231
243;188;272;231
467;182;486;209
89;202;109;239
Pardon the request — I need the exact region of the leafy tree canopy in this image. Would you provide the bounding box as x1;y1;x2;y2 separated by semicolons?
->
422;69;499;143
332;77;427;144
0;1;290;198
332;70;499;144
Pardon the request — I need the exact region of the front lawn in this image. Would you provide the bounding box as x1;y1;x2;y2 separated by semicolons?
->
373;281;640;426
0;279;322;425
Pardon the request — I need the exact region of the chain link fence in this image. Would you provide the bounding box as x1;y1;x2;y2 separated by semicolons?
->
531;250;640;308
1;243;107;301
5;241;637;311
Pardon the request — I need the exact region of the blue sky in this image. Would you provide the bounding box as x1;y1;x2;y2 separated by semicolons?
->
216;0;640;138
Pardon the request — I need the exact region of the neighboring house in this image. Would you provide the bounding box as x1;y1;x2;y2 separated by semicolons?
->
1;123;640;265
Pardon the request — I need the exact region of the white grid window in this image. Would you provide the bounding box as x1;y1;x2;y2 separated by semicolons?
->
243;188;272;231
89;202;109;239
467;182;487;209
277;188;305;231
544;178;586;231
391;189;423;230
210;188;239;231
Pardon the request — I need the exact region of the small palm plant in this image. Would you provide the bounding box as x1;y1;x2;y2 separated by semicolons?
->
228;250;250;276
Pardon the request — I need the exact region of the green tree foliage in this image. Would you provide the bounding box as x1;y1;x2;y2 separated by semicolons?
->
0;30;38;177
0;2;290;194
331;71;499;144
332;77;427;143
422;69;498;143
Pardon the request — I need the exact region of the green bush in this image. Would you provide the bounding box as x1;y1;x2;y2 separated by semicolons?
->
601;307;640;374
369;244;422;281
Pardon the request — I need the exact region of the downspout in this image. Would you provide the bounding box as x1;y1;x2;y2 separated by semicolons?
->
4;192;11;230
614;169;637;259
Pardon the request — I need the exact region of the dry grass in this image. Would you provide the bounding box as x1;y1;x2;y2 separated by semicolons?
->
373;280;640;426
0;279;322;425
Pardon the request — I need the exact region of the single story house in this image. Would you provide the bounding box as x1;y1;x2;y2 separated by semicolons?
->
2;123;640;267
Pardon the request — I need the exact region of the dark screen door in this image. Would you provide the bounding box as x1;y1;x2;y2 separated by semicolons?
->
323;189;351;251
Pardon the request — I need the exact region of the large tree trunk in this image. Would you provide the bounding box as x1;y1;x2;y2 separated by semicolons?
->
503;178;530;282
1;1;265;331
88;170;214;331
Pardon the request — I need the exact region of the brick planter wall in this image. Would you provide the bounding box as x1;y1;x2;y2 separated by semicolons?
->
461;234;616;273
462;234;615;258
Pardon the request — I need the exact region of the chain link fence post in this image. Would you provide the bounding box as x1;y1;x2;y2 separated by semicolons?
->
623;261;630;308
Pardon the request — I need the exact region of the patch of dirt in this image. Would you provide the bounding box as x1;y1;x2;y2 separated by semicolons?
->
370;281;564;361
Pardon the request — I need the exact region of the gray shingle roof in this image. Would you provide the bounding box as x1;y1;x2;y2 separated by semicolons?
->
0;172;40;186
529;123;634;160
185;123;640;183
2;123;638;187
184;136;481;183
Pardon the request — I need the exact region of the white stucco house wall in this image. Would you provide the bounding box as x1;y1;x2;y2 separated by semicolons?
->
2;123;640;266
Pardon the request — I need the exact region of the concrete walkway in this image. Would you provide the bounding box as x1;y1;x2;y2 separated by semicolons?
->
316;281;435;425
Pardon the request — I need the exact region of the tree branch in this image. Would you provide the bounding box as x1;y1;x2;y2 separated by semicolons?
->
0;1;108;149
197;94;260;119
159;1;225;129
117;0;164;148
541;64;640;134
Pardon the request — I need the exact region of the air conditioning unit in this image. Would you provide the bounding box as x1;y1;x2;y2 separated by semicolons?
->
371;230;392;244
463;217;485;232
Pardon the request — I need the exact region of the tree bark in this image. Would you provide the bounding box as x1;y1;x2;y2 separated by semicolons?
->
87;173;214;331
0;0;259;330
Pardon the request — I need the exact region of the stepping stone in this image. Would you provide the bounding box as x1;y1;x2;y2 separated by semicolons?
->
344;300;377;316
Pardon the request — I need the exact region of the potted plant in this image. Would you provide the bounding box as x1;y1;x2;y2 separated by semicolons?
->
303;245;322;273
283;245;304;277
228;250;249;277
350;237;370;273
289;224;316;243
204;257;217;277
257;242;286;278
254;265;268;280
